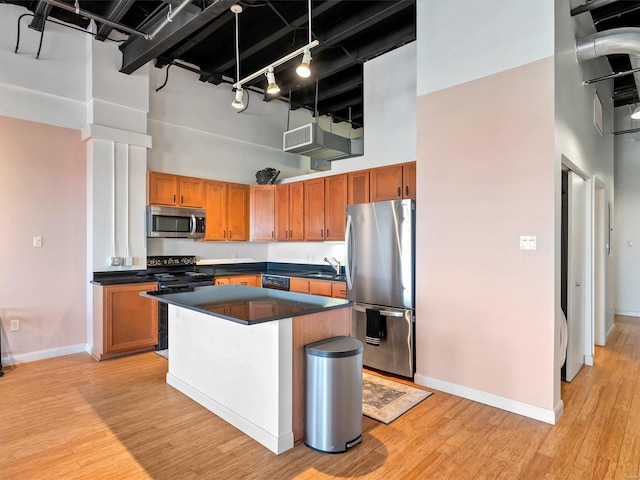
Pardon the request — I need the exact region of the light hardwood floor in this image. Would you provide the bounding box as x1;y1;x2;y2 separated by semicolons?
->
1;315;639;479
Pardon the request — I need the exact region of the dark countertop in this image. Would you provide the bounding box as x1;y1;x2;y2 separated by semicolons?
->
91;271;158;286
140;285;352;325
92;262;346;286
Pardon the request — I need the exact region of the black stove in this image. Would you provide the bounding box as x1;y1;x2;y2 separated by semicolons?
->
146;256;214;350
147;255;214;294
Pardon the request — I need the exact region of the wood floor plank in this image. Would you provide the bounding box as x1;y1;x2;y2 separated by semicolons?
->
2;315;640;479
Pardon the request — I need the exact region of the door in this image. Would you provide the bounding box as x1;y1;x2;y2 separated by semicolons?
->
565;171;586;382
350;304;414;378
345;199;414;309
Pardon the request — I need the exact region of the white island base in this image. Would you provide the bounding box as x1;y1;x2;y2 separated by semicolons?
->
165;302;350;454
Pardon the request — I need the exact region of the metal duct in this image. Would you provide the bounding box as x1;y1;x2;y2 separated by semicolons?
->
576;27;640;96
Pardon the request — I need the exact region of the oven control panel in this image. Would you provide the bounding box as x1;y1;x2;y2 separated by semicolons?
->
147;256;197;267
262;275;290;290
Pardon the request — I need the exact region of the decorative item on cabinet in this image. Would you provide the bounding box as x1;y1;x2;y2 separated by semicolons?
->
255;168;280;185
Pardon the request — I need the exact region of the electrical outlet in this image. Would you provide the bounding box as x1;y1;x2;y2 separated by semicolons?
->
110;257;123;266
10;319;20;331
33;236;42;248
124;257;133;266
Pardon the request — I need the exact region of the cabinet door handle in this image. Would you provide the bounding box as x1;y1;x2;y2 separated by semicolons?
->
290;229;293;239
173;194;176;203
181;195;184;204
405;186;409;196
321;229;324;238
285;230;288;239
224;230;226;239
327;229;330;237
229;230;232;239
397;187;401;197
272;230;274;239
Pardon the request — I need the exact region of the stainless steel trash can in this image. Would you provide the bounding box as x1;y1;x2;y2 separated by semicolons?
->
304;335;363;453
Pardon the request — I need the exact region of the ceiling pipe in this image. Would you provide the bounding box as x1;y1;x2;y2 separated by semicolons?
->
576;27;640;100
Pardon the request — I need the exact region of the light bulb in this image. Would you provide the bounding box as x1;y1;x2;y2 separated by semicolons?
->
266;68;280;94
296;49;312;78
232;88;244;109
632;105;640;120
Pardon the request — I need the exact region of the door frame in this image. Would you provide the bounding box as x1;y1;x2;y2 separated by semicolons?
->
561;159;592;378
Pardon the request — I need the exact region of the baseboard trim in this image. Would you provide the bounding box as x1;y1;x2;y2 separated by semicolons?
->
585;355;594;366
166;373;294;455
414;374;560;425
1;343;89;366
614;310;640;317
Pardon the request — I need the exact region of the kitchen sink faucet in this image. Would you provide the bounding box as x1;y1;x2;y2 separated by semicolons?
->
324;257;341;275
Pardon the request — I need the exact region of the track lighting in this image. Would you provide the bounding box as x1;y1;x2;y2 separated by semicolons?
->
232;88;245;109
266;68;280;94
296;48;312;78
632;105;640;120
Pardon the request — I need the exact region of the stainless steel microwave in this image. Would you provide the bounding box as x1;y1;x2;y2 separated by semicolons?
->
146;206;206;239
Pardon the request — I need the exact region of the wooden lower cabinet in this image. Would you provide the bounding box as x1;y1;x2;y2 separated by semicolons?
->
215;274;260;286
92;282;158;360
290;278;346;298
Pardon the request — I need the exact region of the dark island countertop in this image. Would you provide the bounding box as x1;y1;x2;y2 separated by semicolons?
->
140;284;352;325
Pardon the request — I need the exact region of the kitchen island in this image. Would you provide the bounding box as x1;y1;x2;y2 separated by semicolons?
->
141;285;352;454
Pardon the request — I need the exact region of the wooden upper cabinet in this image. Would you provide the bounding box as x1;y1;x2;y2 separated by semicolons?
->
275;182;304;241
179;176;205;208
304;178;326;241
324;174;347;241
370;164;404;201
347;170;370;205
204;181;227;241
289;182;305;241
148;171;179;206
250;185;275;241
147;171;203;208
369;162;416;201
227;183;249;241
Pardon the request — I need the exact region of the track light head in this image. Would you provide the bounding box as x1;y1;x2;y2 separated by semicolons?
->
296;48;312;78
232;88;245;109
632;105;640;120
266;67;280;94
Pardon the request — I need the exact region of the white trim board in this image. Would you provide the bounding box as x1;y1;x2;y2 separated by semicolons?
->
1;343;89;366
614;310;640;317
414;374;562;425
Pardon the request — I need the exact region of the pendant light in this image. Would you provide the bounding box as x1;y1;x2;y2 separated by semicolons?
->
231;4;245;109
266;67;280;94
296;0;313;78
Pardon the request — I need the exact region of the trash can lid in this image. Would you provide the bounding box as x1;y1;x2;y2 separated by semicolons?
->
305;335;363;358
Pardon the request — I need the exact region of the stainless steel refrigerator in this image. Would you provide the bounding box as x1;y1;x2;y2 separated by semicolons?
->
345;198;415;378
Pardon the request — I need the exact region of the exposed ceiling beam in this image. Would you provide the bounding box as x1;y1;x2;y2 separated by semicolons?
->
95;0;137;42
316;0;412;48
205;0;340;74
119;0;237;74
293;71;362;106
28;1;53;32
571;0;620;16
264;22;414;95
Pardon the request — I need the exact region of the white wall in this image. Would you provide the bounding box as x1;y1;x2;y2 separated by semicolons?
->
416;0;558;421
555;0;615;340
614;106;640;316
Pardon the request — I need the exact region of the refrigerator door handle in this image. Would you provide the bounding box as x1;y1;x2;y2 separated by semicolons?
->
345;214;354;290
352;305;404;317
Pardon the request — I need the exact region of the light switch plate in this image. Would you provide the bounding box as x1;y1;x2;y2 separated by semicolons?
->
520;235;537;251
33;236;42;248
